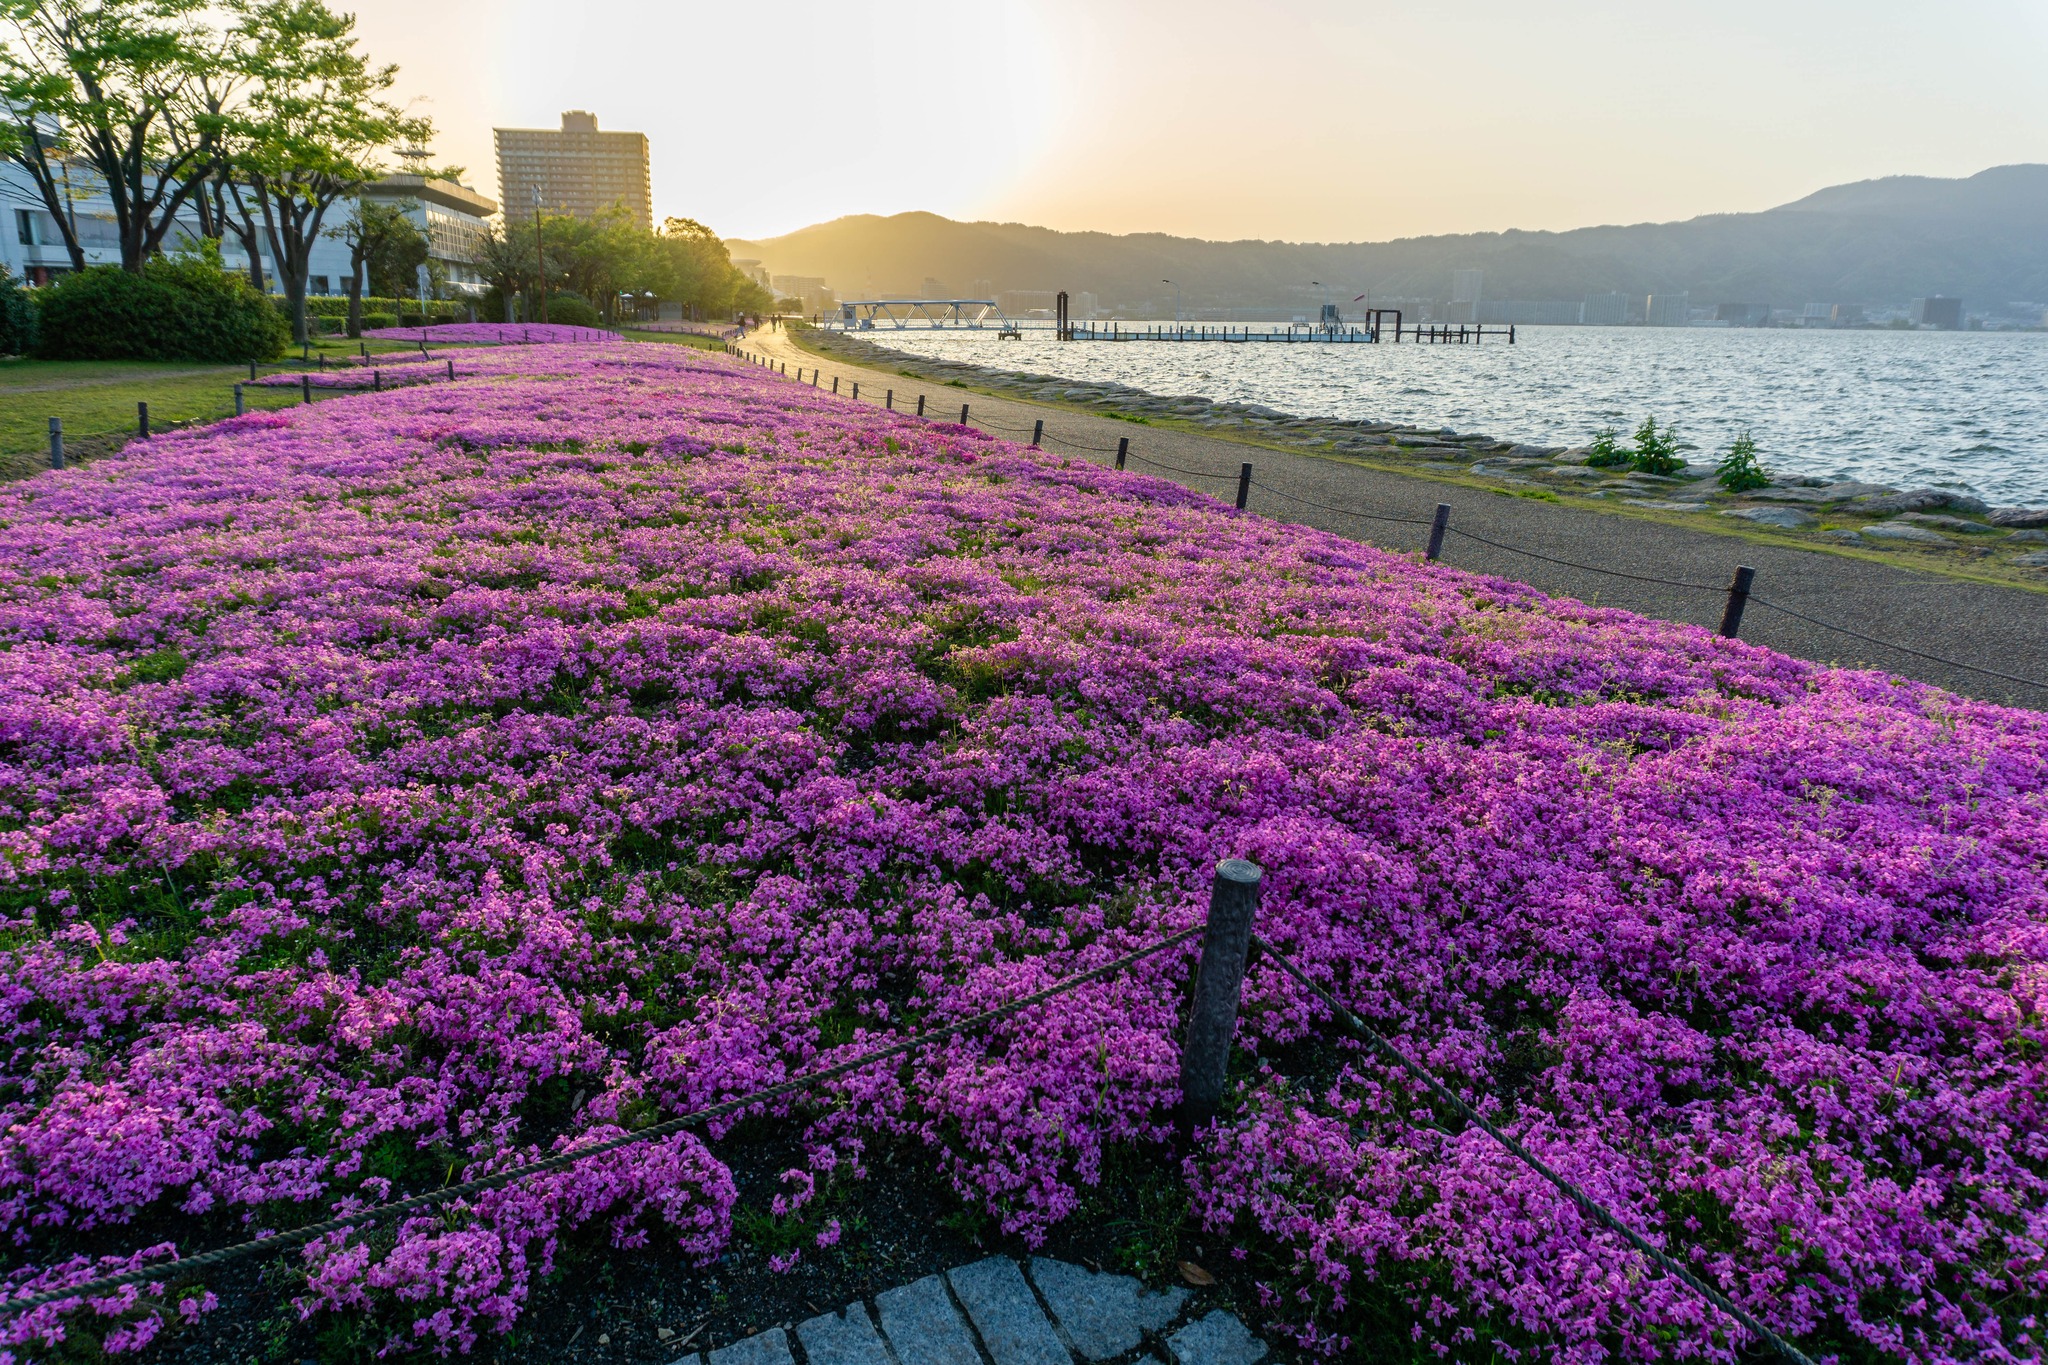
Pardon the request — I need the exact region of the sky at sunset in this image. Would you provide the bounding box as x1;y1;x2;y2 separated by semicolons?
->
347;0;2048;243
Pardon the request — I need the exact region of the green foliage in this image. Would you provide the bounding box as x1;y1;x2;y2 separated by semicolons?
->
305;295;460;320
360;210;429;300
477;209;768;324
542;293;602;329
360;311;396;330
1585;427;1628;467
34;248;287;362
1716;429;1769;491
0;0;222;272
0;267;34;355
1628;416;1685;475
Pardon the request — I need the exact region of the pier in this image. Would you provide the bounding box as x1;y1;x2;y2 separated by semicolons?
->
818;299;1513;344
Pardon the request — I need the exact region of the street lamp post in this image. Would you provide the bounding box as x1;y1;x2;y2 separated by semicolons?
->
1163;278;1181;331
531;185;549;325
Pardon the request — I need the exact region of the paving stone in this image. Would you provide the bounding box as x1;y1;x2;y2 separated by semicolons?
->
948;1257;1070;1365
1029;1257;1190;1359
707;1328;793;1365
874;1275;984;1365
796;1304;892;1365
1166;1311;1268;1365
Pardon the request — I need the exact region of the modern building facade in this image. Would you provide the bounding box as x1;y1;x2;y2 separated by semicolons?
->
1645;292;1692;326
1910;295;1963;329
361;173;498;295
495;111;652;230
0;160;496;298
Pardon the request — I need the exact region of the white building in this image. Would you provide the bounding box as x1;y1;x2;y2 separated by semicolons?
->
0;161;497;298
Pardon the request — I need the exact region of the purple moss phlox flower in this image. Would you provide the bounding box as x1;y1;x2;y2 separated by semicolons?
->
0;340;2039;1361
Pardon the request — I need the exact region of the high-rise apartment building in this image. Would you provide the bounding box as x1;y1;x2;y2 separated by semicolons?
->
494;111;651;230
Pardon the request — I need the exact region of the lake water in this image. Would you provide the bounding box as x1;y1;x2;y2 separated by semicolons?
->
864;325;2048;506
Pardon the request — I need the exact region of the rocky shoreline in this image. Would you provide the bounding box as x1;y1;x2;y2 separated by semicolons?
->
802;329;2048;576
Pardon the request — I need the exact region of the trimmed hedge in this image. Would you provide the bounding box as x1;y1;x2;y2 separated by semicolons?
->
35;258;287;362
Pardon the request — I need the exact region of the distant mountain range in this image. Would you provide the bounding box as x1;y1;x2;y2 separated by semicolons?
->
728;165;2048;317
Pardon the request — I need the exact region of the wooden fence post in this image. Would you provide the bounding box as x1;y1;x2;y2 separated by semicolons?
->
137;401;149;437
1031;419;1043;447
916;394;925;417
234;384;245;416
1178;858;1263;1134
959;403;970;424
301;374;312;403
1719;566;1756;638
47;417;62;470
1116;436;1128;470
1235;462;1252;510
1427;503;1451;561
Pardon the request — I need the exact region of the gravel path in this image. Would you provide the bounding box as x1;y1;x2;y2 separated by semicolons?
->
747;328;2048;709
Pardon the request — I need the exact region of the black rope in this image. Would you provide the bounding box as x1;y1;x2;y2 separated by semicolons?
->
1444;526;1724;593
1249;936;1818;1365
1246;480;1437;530
1747;597;2048;691
1124;452;1237;482
0;925;1200;1318
1040;431;1125;455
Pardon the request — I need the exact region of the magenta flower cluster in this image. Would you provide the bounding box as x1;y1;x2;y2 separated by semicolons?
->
358;323;615;345
0;341;2039;1362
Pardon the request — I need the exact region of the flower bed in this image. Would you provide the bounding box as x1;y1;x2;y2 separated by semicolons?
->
0;342;2040;1362
359;322;615;345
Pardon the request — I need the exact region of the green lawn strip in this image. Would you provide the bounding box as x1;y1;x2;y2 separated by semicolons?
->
784;329;2048;596
620;328;729;351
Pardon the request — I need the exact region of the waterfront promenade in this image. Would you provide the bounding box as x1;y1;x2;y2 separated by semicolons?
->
751;326;2048;709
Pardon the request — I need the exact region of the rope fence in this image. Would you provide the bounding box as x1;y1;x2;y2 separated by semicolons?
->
0;924;1202;1317
740;343;2046;695
1;855;1830;1362
1248;930;1818;1365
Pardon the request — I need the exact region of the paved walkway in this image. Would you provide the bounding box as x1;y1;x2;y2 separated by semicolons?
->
742;327;2048;709
681;1256;1265;1365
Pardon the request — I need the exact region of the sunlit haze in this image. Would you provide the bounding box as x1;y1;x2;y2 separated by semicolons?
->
351;0;2048;243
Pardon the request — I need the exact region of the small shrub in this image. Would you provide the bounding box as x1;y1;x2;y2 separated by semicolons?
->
0;267;35;355
1716;430;1769;491
544;294;603;329
35;247;286;362
361;312;397;331
1585;428;1627;467
1628;416;1685;475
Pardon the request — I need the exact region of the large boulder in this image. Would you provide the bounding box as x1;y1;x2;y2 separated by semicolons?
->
1722;507;1816;529
1852;488;1990;515
1987;507;2048;528
1860;522;1953;545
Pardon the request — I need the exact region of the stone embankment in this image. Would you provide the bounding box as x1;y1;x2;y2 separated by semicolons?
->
805;330;2048;577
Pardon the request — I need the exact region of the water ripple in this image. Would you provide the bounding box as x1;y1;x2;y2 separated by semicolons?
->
877;326;2048;505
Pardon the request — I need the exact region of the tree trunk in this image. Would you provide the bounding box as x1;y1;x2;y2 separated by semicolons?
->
345;265;364;337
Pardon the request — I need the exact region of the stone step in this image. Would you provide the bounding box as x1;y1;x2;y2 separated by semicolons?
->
676;1255;1265;1365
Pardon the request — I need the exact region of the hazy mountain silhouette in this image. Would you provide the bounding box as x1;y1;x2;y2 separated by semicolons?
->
729;165;2048;315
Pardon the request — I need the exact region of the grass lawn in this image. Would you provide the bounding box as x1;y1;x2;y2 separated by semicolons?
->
0;331;723;483
620;328;729;351
0;338;468;481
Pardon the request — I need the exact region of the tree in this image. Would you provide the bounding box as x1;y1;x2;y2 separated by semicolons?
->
226;0;430;344
332;196;420;335
0;0;223;272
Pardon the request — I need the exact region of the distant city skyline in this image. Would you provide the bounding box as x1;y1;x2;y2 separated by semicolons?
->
346;0;2048;244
